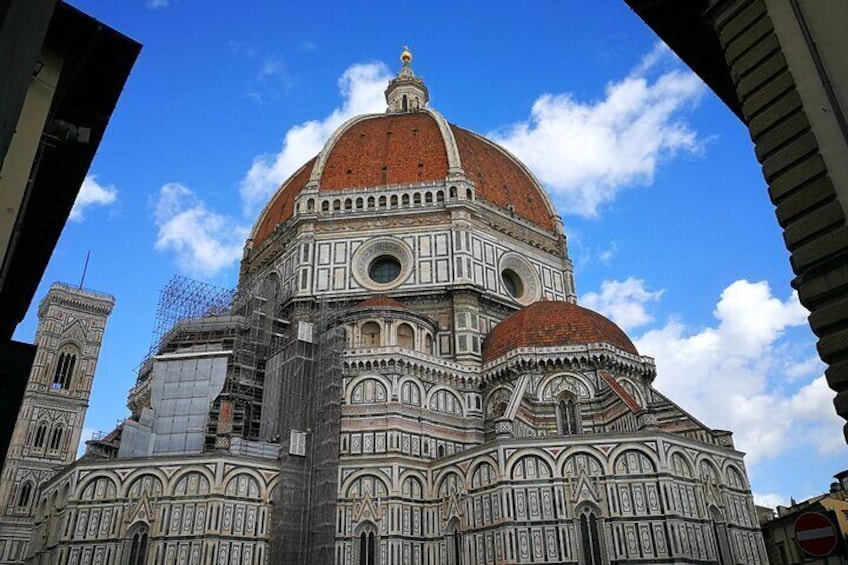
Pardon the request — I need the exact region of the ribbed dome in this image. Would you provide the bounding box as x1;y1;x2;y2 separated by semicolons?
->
250;109;557;248
482;300;638;362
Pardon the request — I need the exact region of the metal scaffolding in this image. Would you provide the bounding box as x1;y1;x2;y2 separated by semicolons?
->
141;275;289;449
147;276;233;359
270;301;344;564
141;276;346;559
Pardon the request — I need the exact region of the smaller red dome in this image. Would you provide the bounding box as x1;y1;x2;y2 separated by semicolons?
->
355;296;405;310
482;301;638;362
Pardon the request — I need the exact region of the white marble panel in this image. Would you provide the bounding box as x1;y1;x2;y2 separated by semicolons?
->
435;234;449;256
419;236;431;257
316;269;330;291
436;260;449;283
333;267;346;290
419;261;432;284
318;243;332;265
333;242;347;263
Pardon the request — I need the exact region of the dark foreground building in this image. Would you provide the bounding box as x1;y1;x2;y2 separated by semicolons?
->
625;0;848;444
0;0;140;471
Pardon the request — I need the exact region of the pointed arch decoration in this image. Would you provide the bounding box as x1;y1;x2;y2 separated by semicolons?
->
33;422;48;449
124;522;150;565
52;345;79;389
709;505;732;565
446;517;463;565
17;481;33;509
578;505;604;565
556;392;581;435
48;426;64;452
355;521;378;565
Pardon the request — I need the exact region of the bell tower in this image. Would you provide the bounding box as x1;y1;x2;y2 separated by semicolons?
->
385;46;429;113
0;283;114;564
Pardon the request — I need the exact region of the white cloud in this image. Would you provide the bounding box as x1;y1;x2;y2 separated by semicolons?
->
783;353;823;381
154;183;248;277
581;277;663;331
239;62;392;212
491;43;704;216
598;241;618;265
632;279;841;465
246;55;294;103
787;376;845;456
146;0;170;8
70;175;117;222
752;492;787;509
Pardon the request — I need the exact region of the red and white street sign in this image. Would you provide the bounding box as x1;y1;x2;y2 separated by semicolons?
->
794;511;838;557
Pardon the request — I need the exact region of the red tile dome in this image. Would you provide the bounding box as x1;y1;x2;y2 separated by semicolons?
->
482;300;638;362
250;110;557;248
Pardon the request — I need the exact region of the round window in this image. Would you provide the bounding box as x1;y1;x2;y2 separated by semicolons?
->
501;269;524;298
369;256;401;284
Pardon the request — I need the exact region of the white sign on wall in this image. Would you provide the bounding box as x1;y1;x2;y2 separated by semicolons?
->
289;429;307;456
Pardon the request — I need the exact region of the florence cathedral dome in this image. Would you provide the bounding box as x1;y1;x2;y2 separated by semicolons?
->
23;49;767;565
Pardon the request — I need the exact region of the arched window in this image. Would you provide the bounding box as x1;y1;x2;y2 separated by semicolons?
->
358;527;377;565
126;522;149;565
557;394;581;435
396;323;414;349
361;322;381;347
710;506;732;565
350;378;388;404
446;518;462;565
17;482;33;509
52;347;77;389
33;422;47;449
401;476;423;499
399;381;421;406
423;333;433;354
49;426;63;452
579;507;603;565
402;94;408;112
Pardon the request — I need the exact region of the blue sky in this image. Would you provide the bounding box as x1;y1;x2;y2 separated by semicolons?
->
18;0;844;506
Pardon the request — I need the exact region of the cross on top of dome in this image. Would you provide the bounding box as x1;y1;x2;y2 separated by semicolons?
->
385;45;429;113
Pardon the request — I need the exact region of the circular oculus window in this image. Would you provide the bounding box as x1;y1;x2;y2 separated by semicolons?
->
352;237;414;290
498;253;541;305
369;255;401;284
501;269;524;298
